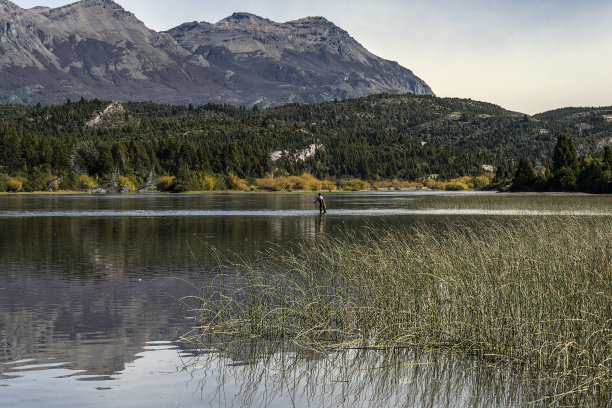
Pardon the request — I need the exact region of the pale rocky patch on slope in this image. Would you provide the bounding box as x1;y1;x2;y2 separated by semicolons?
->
86;101;125;127
596;137;612;150
271;144;323;162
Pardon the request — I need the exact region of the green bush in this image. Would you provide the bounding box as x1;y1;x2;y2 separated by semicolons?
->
0;174;10;192
59;173;98;191
22;171;47;192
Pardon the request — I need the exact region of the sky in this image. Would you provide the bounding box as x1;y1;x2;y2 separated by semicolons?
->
12;0;612;114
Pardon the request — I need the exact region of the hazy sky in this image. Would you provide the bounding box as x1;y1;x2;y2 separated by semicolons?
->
12;0;612;114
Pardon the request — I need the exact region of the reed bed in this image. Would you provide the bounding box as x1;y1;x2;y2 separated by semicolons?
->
412;193;612;212
185;216;611;406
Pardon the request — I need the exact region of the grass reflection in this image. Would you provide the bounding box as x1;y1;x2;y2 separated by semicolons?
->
181;343;533;407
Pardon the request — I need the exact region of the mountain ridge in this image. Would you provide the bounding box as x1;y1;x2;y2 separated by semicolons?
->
0;0;433;106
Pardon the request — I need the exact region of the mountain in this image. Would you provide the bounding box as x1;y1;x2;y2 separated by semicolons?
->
0;0;433;106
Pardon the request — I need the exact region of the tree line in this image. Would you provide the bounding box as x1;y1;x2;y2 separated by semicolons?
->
511;134;612;193
3;95;611;193
0;97;502;192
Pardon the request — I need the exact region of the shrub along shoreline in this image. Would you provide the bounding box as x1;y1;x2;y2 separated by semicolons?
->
0;171;495;193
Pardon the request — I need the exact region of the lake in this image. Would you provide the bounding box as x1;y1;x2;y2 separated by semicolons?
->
1;192;610;407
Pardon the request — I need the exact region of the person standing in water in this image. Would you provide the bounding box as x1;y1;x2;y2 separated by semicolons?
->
313;193;327;213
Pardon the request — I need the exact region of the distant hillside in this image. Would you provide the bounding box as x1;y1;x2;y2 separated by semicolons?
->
0;0;432;106
260;94;612;162
1;94;612;190
533;106;612;121
532;106;612;152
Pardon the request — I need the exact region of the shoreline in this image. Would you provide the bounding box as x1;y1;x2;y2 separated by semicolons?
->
3;190;609;196
1;188;499;196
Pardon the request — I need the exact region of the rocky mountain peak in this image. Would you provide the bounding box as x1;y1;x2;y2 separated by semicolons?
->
81;0;120;6
215;12;282;31
0;3;433;107
28;0;152;42
80;0;138;19
287;16;353;42
73;0;131;13
47;0;141;24
288;16;333;27
220;12;268;23
0;0;20;14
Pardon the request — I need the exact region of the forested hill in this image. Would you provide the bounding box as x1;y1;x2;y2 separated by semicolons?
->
258;94;611;161
118;93;611;161
1;94;612;191
533;106;612;121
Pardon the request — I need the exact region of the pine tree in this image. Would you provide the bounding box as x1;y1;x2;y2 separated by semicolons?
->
603;146;612;171
511;158;535;191
552;134;578;190
553;134;578;172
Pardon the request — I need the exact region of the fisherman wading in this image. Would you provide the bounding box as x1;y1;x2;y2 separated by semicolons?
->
313;193;327;214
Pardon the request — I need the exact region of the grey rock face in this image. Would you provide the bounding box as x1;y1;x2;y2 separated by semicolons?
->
0;0;433;106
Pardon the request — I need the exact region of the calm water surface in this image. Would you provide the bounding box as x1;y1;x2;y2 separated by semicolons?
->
0;192;605;407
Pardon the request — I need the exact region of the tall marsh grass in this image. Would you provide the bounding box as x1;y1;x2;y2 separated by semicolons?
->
186;217;611;405
412;193;612;212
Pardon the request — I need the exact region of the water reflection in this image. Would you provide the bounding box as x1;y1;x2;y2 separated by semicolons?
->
0;275;195;375
1;341;203;408
0;193;372;395
1;193;609;407
3;341;532;408
180;344;534;408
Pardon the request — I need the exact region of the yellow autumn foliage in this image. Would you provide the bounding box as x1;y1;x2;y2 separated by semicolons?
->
6;178;22;192
340;178;368;191
203;175;215;191
227;172;250;191
157;176;175;191
443;181;469;191
256;173;327;191
321;179;337;191
117;176;136;192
